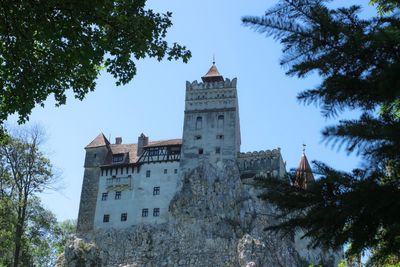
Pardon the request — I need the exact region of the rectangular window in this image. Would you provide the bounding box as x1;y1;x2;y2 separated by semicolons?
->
153;186;160;195
142;208;148;217
198;148;203;155
153;208;160;217
215;147;221;154
103;214;110;223
216;134;224;140
121;213;127;221
174;169;178;174
101;192;108;201
194;135;202;140
164;169;167;174
112;154;124;163
115;191;121;200
146;170;151;177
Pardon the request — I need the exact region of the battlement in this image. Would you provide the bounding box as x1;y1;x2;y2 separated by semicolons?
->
238;148;286;179
186;78;237;91
238;148;282;159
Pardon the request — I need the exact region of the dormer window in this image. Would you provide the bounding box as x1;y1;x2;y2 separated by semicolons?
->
112;153;124;163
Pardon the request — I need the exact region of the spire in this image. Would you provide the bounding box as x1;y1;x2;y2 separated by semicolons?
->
85;133;110;149
293;145;314;189
201;58;224;83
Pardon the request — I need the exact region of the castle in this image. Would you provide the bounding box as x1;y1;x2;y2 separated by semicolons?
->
77;63;286;232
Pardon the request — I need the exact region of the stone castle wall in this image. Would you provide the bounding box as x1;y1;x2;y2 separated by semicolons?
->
77;146;109;233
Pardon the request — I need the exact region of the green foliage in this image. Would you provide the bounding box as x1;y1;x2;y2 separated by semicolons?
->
0;125;63;266
0;0;191;124
370;0;400;14
55;219;77;255
337;259;346;267
243;0;400;262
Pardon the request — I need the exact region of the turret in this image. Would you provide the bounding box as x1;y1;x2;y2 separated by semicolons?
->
293;145;314;189
77;133;110;233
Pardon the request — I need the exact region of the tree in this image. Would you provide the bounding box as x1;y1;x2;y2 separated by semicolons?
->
54;219;77;256
242;0;400;263
0;125;57;266
0;0;191;124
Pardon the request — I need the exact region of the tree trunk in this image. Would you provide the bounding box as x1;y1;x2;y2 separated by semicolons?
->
13;192;27;267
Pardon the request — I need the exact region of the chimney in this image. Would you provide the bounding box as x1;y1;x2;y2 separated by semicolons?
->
115;137;122;144
137;133;149;156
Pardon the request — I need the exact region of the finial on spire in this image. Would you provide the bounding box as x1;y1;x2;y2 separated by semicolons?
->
212;54;215;65
302;144;306;154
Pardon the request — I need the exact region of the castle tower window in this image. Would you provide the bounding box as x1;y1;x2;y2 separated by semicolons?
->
194;135;202;140
142;208;148;217
103;214;110;223
115;191;121;200
101;193;108;201
153;208;160;217
153;187;160;195
215;147;221;154
174;169;178;174
217;115;224;128
216;134;224;140
198;148;203;155
120;213;127;222
146;170;151;177
196;116;202;129
164;169;167;174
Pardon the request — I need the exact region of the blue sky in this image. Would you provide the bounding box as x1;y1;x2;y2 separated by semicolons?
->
9;0;377;221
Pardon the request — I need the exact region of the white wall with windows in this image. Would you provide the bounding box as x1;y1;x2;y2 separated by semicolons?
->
93;161;180;229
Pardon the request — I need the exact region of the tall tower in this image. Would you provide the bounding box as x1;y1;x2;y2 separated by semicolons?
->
76;133;110;233
180;63;241;171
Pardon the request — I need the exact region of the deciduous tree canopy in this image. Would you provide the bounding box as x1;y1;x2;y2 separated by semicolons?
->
243;0;400;264
0;0;191;123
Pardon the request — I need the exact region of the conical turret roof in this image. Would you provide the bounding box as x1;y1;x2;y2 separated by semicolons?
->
293;151;315;189
201;63;224;83
85;133;110;149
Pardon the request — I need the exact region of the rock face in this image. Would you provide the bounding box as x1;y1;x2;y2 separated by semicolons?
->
58;162;340;267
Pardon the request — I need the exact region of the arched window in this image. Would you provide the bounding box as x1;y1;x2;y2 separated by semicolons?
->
196;116;202;129
217;115;224;128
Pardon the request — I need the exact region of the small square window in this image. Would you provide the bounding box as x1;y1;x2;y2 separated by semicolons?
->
215;147;221;154
101;193;108;201
142;208;148;217
164;169;167;174
194;135;202;140
153;208;160;217
153;187;160;195
146;170;151;177
174;169;178;174
115;191;121;200
103;214;110;223
121;213;127;221
216;134;224;140
198;148;203;155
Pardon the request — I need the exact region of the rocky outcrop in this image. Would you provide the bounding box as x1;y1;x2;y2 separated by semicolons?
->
58;162;340;267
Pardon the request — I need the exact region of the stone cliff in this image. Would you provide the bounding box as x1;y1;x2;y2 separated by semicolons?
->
57;162;340;267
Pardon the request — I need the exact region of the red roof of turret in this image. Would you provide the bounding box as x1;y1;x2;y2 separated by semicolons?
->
85;133;110;149
293;152;315;189
201;63;224;83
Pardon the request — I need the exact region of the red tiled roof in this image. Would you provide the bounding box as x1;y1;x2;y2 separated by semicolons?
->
201;64;224;83
100;138;182;167
144;139;182;148
85;133;110;149
293;153;315;189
